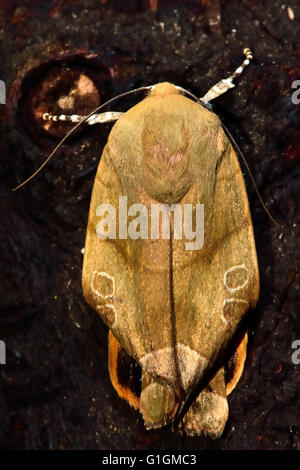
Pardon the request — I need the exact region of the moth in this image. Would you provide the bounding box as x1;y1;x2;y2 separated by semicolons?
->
38;49;260;437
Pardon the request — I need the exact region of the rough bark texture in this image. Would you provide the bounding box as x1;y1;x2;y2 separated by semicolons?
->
0;0;299;450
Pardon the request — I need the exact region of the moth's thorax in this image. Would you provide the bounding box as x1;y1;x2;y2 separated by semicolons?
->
109;86;222;205
141;111;192;205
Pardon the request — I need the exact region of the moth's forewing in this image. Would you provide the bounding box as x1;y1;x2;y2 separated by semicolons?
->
82;83;259;437
184;366;228;437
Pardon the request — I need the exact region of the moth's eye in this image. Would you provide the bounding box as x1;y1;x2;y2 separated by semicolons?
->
21;64;110;141
199;100;213;111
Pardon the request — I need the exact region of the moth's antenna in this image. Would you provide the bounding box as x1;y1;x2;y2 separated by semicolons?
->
13;85;153;191
222;123;280;228
198;48;279;227
200;48;253;103
42;111;124;125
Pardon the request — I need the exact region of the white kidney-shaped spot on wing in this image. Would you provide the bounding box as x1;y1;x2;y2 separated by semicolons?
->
91;270;115;299
224;264;249;293
221;298;248;325
140;344;208;391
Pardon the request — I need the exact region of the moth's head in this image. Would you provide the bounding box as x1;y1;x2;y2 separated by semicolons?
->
149;82;179;97
149;81;213;112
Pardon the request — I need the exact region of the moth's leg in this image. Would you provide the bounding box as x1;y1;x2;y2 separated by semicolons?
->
225;331;248;396
42;111;124;125
108;330;141;410
139;372;177;430
183;367;229;438
200;48;253;103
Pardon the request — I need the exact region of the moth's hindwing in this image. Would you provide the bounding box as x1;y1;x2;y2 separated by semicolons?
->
108;329;141;410
82;82;259;437
108;329;248;436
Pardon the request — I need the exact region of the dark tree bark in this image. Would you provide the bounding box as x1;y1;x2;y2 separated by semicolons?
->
0;0;299;450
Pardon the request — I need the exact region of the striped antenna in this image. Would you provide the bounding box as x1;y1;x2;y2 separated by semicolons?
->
42;111;124;125
200;48;253;103
13;85;153;191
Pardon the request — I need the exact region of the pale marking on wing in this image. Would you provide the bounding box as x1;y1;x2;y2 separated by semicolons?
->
221;298;248;325
140;344;208;391
224;264;249;293
91;270;115;299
